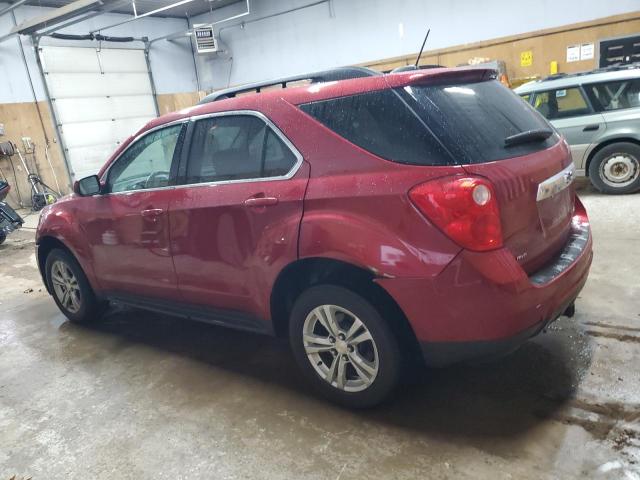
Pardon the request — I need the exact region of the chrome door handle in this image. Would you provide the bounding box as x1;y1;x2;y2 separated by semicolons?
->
583;124;600;132
244;197;279;207
141;208;163;220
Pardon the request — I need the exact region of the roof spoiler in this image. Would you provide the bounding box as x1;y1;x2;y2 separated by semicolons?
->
198;66;381;104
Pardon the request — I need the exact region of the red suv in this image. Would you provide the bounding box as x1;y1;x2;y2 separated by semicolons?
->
36;66;592;407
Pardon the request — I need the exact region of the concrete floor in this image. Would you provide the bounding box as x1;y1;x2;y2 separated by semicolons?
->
1;183;639;479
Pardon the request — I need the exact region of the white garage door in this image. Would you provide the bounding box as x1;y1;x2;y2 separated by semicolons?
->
40;46;158;181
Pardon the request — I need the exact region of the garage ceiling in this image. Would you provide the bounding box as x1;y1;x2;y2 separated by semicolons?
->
22;0;242;18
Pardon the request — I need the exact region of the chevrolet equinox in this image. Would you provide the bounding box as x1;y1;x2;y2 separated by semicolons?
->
36;66;593;407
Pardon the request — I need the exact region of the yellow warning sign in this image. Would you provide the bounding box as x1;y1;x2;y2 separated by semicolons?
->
520;51;533;67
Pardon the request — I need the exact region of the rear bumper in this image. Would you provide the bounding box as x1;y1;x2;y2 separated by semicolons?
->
376;197;593;366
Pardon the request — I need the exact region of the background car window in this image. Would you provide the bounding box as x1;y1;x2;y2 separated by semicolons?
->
186;115;297;184
533;87;591;119
587;79;640;111
108;125;182;193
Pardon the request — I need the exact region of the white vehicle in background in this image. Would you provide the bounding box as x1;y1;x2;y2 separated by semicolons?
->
516;64;640;194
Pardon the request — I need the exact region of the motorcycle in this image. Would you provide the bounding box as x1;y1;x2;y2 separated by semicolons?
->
0;179;24;245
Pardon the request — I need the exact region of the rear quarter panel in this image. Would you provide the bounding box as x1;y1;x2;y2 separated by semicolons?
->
598;107;640;140
271;100;462;278
583;107;640;167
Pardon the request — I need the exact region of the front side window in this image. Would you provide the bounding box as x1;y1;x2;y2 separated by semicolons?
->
185;115;298;184
532;87;591;119
586;79;640;111
108;125;183;193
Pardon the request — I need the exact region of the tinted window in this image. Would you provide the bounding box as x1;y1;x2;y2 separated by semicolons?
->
532;87;591;119
300;89;452;166
399;80;558;164
302;81;557;166
587;79;640;111
186;115;297;184
108;125;182;193
263;128;298;177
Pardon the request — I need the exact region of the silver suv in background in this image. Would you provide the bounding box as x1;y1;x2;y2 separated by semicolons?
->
515;65;640;194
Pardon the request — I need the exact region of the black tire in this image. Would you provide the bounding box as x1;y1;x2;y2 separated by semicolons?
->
588;142;640;194
0;232;6;245
289;285;401;408
45;248;104;324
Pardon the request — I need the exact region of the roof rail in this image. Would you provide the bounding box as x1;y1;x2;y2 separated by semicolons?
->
198;66;381;104
541;62;640;81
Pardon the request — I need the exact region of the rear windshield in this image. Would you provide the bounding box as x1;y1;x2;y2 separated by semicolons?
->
300;80;558;166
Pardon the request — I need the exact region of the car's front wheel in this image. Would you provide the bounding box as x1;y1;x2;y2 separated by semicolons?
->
588;142;640;194
45;248;105;323
289;285;401;408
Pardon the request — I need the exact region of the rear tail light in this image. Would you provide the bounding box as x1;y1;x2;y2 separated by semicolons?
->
409;176;503;251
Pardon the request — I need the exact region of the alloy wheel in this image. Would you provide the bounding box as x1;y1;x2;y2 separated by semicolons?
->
51;260;82;314
302;304;379;392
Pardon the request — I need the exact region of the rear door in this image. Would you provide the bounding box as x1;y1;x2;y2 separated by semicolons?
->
170;112;308;321
530;86;606;173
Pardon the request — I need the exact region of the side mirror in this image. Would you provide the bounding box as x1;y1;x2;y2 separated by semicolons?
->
74;175;102;196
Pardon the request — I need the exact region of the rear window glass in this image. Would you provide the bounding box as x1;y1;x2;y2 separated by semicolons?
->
399;81;558;164
301;80;558;165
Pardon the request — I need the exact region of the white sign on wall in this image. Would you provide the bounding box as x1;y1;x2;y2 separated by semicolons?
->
566;45;580;62
580;43;595;60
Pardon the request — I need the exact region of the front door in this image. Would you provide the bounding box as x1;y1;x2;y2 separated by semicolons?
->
170;113;308;321
81;123;185;299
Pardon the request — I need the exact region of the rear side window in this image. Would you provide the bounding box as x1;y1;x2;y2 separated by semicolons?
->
301;80;558;166
586;79;640;111
531;87;591;119
300;90;452;165
185;115;298;184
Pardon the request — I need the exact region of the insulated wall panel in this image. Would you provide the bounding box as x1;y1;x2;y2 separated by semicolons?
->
40;46;157;180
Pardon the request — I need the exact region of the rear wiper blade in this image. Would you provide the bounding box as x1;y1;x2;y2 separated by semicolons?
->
504;129;553;148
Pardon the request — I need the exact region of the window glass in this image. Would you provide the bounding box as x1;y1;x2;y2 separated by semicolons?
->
587;79;640;111
401;81;557;163
263;128;298;177
108;125;182;193
532;87;590;119
300;90;452;166
301;81;557;166
520;93;532;103
186;115;297;184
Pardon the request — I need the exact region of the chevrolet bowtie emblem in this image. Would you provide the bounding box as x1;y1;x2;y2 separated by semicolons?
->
537;163;576;201
564;171;574;184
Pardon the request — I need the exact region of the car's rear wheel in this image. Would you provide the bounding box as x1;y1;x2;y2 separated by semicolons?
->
289;285;401;408
45;248;104;324
588;142;640;194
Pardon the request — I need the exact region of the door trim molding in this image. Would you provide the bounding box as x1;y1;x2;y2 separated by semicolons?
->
106;292;274;336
